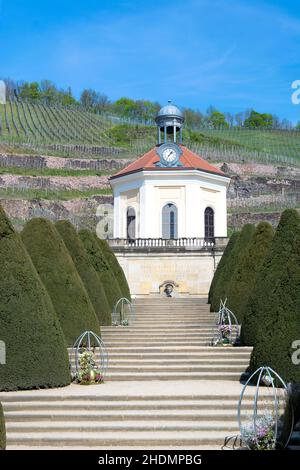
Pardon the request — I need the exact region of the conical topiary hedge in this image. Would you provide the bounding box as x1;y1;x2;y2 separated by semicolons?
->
55;220;111;326
226;222;274;324
21;218;100;345
0;206;70;391
208;231;240;306
0;403;5;450
97;238;131;301
242;209;300;346
210;224;255;312
249;225;300;383
79;229;122;312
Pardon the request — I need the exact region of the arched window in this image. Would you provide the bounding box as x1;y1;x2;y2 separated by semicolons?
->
162;203;178;239
127;207;136;239
204;207;214;239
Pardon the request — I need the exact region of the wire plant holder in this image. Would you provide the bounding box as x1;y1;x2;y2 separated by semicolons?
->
112;297;135;326
238;366;294;450
211;299;240;346
70;330;108;384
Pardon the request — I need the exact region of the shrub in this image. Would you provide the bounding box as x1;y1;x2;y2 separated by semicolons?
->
208;231;240;305
0;206;70;391
21;218;100;345
97;238;131;301
226;222;274;324
0;403;6;450
242;209;300;346
55;221;111;325
249;225;300;383
210;224;255;312
79;229;122;312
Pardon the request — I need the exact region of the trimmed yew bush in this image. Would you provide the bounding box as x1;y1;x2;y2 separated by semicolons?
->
79;229;122;312
210;224;255;312
0;403;5;450
97;238;131;301
226;222;274;324
55;220;111;325
249;225;300;383
208;231;240;305
0;206;70;391
21;218;100;345
242;209;300;346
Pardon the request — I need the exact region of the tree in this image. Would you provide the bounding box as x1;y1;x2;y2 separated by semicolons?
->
114;97;139;119
207;110;229;129
0;404;5;450
226;222;274;324
19;81;41;100
208;231;240;305
242;209;300;346
210;224;255;312
96;238;131;301
249;226;300;383
21;218;100;345
244;110;273;129
0;206;70;391
55;220;111;325
79;229;122;312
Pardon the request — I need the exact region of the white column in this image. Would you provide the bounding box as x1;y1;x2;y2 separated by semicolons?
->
113;191;121;238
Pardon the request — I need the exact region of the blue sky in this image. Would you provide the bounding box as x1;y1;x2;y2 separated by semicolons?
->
0;0;299;122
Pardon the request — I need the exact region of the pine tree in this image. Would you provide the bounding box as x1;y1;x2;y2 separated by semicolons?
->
97;238;131;301
249;225;300;383
210;224;255;312
55;220;111;325
226;222;274;324
208;231;240;305
21;218;100;345
242;209;300;346
79;230;122;312
0;206;70;391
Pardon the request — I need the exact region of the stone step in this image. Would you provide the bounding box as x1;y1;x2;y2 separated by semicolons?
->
102;346;252;353
2;399;254;411
104;372;243;380
104;359;250;365
5;430;236;447
105;365;247;373
5;420;239;432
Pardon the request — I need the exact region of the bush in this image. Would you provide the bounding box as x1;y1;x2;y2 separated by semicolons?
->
79;229;122;312
55;221;111;325
208;231;240;305
242;209;300;346
21;218;100;345
97;238;131;301
0;206;70;391
210;224;255;312
0;403;6;450
249;225;300;383
226;222;274;324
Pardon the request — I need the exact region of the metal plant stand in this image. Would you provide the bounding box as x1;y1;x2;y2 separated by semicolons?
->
112;297;135;326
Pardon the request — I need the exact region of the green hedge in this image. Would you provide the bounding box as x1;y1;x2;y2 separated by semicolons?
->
97;238;131;301
0;403;6;450
79;230;122;312
249;225;300;383
208;231;239;306
21;218;100;345
55;221;111;325
0;207;70;391
210;224;255;312
242;209;300;346
226;222;274;324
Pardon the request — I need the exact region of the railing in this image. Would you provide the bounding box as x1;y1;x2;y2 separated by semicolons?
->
107;237;216;248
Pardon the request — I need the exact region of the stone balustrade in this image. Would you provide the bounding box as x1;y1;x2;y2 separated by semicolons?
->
107;237;228;250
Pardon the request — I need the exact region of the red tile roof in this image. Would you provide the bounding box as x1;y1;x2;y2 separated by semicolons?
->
110;145;225;180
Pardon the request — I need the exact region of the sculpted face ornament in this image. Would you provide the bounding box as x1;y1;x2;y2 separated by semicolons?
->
165;284;174;297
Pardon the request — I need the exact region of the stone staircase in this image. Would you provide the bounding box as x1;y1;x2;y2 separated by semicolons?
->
0;297;253;449
101;298;252;381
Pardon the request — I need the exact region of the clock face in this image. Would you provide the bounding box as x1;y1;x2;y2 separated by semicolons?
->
162;148;177;163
